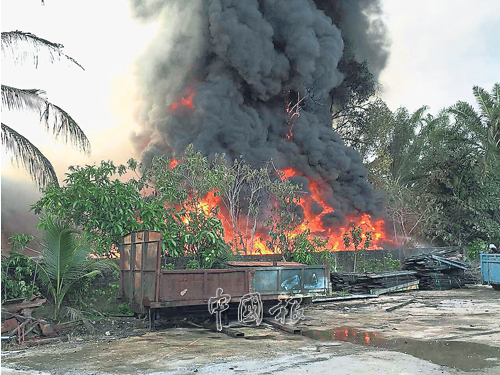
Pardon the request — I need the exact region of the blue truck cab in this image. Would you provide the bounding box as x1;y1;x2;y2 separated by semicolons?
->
481;253;500;290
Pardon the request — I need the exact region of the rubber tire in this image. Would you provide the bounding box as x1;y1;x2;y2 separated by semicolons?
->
492;284;500;290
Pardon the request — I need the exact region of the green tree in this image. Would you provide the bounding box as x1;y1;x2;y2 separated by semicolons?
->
365;105;445;242
34;216;117;320
32;160;148;255
1;31;91;189
410;84;500;246
33;147;231;266
415;121;500;246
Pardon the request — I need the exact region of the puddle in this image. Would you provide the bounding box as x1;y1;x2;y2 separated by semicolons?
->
303;328;500;372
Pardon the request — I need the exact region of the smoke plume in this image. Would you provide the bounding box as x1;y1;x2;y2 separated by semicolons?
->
1;175;42;252
130;0;390;228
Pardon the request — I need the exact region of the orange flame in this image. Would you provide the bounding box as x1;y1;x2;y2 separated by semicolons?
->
170;87;195;112
141;160;387;254
169;158;179;169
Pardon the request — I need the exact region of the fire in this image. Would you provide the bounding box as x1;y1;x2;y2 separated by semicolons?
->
276;168;387;252
169;158;179;169
182;167;387;254
169;87;195;112
140;159;387;255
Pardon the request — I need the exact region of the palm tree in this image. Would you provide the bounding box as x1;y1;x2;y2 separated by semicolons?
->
366;106;449;242
1;31;91;189
34;215;118;320
447;83;500;168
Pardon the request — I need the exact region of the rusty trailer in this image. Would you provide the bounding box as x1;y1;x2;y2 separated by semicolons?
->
119;231;329;315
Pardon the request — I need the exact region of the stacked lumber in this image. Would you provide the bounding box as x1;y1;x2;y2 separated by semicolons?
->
417;273;465;290
403;249;470;290
330;271;418;295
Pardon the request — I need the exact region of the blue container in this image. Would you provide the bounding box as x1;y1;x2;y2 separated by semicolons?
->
481;253;500;290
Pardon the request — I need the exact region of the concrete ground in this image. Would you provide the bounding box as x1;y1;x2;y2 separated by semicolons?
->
2;285;500;375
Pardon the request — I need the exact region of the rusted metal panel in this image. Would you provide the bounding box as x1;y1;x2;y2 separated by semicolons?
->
120;230;163;313
159;268;249;304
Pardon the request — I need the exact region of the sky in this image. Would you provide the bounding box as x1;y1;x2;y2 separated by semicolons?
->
1;0;499;184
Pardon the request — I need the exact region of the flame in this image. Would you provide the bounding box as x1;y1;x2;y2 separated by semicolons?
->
188;167;387;254
169;87;195;112
276;168;387;252
169;158;179;169
139;160;387;254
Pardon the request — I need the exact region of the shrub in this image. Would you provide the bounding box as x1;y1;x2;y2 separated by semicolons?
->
1;251;41;301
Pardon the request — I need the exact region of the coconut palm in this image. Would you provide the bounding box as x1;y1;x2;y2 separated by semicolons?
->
34;215;117;320
1;31;91;189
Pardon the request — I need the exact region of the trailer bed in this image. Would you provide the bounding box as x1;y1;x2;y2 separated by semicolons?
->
119;231;329;313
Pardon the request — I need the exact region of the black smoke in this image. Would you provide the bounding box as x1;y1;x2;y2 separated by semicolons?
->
314;0;390;80
129;0;389;226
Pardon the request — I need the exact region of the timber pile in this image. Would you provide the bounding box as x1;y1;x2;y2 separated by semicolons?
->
330;271;418;295
403;249;471;290
1;296;87;346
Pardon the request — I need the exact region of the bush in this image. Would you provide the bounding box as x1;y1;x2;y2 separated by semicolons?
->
187;260;200;269
1;251;41;302
467;239;488;261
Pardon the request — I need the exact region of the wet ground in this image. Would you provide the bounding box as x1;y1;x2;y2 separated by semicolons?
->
2;286;500;374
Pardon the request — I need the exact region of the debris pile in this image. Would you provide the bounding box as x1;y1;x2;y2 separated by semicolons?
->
330;271;419;295
1;296;87;346
403;249;472;290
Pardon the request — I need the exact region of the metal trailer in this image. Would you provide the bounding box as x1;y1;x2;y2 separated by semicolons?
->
119;231;330;318
481;253;500;290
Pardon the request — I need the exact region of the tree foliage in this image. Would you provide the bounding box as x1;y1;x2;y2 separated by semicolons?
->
358;83;500;248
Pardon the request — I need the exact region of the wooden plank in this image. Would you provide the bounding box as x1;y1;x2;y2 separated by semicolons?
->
370;280;419;296
2;299;46;313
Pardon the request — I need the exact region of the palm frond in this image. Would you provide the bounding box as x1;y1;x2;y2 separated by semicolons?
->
2;85;91;154
34;261;57;301
35;216;118;319
492;83;500;106
40;102;91;154
473;85;494;120
448;101;484;133
41;217;82;282
62;306;84;321
1;85;47;112
1;122;58;189
1;31;84;70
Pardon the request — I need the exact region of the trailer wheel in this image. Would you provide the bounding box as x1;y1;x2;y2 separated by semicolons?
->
492;284;500;290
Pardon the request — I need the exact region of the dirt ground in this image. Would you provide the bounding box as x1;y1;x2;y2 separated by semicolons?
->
2;285;500;375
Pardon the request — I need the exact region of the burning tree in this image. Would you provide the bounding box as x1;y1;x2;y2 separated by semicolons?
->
215;157;271;255
342;225;373;272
